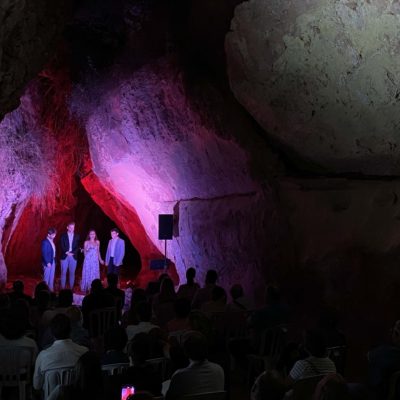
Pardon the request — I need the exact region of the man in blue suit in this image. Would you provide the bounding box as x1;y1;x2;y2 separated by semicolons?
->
105;228;125;278
41;227;57;291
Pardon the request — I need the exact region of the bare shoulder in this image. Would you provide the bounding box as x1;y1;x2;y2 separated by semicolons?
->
96;240;100;245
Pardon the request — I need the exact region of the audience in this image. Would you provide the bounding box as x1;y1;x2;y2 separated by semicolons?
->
152;277;176;327
41;289;73;327
33;314;88;392
251;370;286;400
8;280;33;305
102;326;130;365
191;269;219;310
201;286;228;315
167;298;192;333
126;301;159;341
226;283;253;312
165;331;224;399
65;306;90;348
104;273;125;316
176;268;200;301
313;373;351;400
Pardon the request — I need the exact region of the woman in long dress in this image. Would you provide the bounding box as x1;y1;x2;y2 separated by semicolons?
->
80;230;104;292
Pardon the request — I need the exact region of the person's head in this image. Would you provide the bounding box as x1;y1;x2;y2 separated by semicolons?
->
110;228;120;239
174;298;191;319
158;273;169;284
137;301;152;322
186;267;196;283
58;289;73;307
104;326;128;352
230;284;244;301
90;279;103;293
74;351;103;393
51;313;71;340
87;229;98;241
34;281;49;299
251;370;286;400
211;286;227;304
12;280;24;294
107;273;118;288
36;290;50;310
391;320;400;346
131;288;147;306
65;306;83;324
183;331;208;362
160;277;175;301
304;329;327;358
67;222;75;233
129;332;151;364
47;227;57;240
0;307;28;339
205;269;218;285
313;373;350;400
265;286;281;305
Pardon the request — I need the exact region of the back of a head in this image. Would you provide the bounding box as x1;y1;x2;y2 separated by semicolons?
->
160;277;175;296
107;273;118;288
129;332;151;363
211;286;227;303
66;306;83;324
13;280;24;293
174;298;191;319
36;290;50;309
230;284;244;301
186;267;196;282
205;269;218;285
158;273;169;284
105;326;128;351
313;373;350;400
34;281;50;299
137;301;152;322
252;370;286;400
51;313;71;340
58;289;73;307
183;331;208;362
265;286;281;305
74;351;103;393
305;329;327;358
91;279;103;293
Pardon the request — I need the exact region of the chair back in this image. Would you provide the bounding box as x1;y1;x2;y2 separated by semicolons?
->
259;324;288;360
327;345;347;375
292;375;325;400
146;357;170;381
0;346;34;383
179;391;226;400
88;307;117;337
101;362;130;376
43;367;75;399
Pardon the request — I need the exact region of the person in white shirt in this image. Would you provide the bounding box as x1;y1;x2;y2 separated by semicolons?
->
166;331;224;399
105;227;125;277
126;301;159;341
33;313;88;391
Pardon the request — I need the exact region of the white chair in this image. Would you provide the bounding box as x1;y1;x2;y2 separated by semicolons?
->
179;391;226;400
0;346;34;400
101;362;130;376
43;367;75;399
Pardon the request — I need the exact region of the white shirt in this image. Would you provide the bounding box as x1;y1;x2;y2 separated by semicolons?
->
33;339;88;390
0;334;38;363
166;360;224;399
126;321;159;341
289;356;336;381
47;238;56;260
110;238;118;257
67;232;74;252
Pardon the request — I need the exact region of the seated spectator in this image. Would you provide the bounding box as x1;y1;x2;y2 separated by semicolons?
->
152;277;176;327
104;273;125;316
33;281;50;302
81;279;115;329
65;306;90;348
126;301;159;341
226;284;253;312
251;370;286;400
313;373;351;400
8;280;33;305
167;298;192;333
201;286;227;315
177;268;200;301
317;307;346;348
33;314;88;392
287;329;336;384
102;326;129;365
145;273;169;298
48;351;104;400
122;288;147;328
0;306;38;363
41;289;74;328
368;319;400;398
165;331;224;399
30;289;51;329
191;269;218;310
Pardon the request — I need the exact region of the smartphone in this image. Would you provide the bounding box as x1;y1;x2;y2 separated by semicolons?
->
121;385;135;400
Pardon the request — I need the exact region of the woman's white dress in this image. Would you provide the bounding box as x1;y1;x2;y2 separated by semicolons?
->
80;243;100;292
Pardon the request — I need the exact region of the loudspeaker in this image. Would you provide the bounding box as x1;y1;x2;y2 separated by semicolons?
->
150;259;170;270
158;214;173;240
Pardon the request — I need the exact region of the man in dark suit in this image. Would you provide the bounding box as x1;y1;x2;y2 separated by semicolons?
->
41;227;57;291
60;222;80;290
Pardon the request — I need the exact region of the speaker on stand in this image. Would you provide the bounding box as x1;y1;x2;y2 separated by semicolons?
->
158;214;174;270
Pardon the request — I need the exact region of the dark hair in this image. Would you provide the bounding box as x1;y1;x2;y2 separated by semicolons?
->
91;279;103;292
128;332;151;364
186;268;196;281
107;273;118;287
252;370;286;400
304;329;327;358
230;284;244;300
205;269;218;284
211;286;227;302
313;373;350;400
183;331;208;361
110;228;120;234
36;290;50;310
13;280;24;293
104;326;128;351
58;289;73;307
51;313;71;340
34;281;49;299
74;351;103;395
47;227;57;235
265;286;280;305
137;301;152;322
159;278;176;303
174;298;191;319
86;230;98;241
67;222;75;227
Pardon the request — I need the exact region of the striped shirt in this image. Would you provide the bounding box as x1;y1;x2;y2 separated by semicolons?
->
289;356;336;381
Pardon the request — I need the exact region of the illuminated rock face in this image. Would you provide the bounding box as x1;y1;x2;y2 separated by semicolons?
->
226;0;400;174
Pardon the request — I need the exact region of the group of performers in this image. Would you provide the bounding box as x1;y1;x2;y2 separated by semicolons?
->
41;222;125;292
